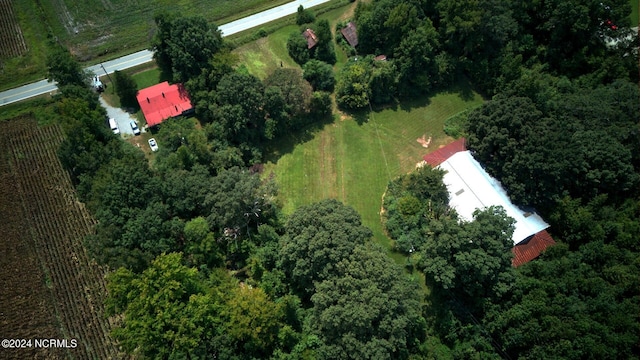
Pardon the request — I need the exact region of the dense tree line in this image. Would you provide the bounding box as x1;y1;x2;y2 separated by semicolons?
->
467;78;639;211
341;0;638;105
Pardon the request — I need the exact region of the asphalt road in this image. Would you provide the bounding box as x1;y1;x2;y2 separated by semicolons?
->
0;0;331;107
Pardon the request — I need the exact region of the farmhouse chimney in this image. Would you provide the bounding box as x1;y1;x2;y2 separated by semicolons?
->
162;92;165;98
146;97;150;103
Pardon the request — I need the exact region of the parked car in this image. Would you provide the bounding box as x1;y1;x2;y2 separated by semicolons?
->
108;118;120;134
148;138;159;152
130;120;141;135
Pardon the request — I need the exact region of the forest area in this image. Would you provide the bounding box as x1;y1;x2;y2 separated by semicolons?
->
38;0;640;358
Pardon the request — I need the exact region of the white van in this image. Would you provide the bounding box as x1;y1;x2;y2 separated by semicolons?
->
109;118;120;134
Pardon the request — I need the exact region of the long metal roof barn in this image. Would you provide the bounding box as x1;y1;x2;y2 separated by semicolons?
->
437;150;550;245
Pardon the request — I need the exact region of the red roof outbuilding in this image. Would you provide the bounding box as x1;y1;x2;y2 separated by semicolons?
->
136;81;193;127
302;28;318;49
512;230;557;267
422;138;467;167
340;22;358;47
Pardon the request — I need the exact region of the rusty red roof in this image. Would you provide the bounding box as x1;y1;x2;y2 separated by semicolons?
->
341;22;358;47
512;230;556;267
303;28;318;49
422;138;467;167
136;82;193;127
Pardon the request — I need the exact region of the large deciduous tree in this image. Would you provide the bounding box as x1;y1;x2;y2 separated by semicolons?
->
152;14;223;82
113;70;138;108
335;60;371;109
302;59;335;92
313;19;336;64
106;253;220;359
278;199;372;299
421;206;516;312
310;244;426;360
46;41;87;87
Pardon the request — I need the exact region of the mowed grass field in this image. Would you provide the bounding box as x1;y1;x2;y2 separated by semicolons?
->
263;91;483;259
235;0;484;259
235;0;356;79
631;0;639;26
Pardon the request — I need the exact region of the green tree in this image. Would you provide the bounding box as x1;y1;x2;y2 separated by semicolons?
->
151;12;176;76
421;206;516;312
223;285;284;356
314;19;336;64
309;91;332;119
296;5;315;25
264;68;312;119
105;253;219;359
302;59;335;92
152;14;223;82
46;41;86;87
310;244;426;360
204;167;277;268
383;165;450;254
278;199;373;299
183;216;224;268
369;59;397;104
287;31;310;65
335;60;371;109
394;21;440;95
113;70;138;108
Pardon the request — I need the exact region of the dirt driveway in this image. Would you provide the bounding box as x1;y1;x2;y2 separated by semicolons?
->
99;96;145;136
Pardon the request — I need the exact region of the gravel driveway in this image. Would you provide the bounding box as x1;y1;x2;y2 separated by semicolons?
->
99;96;145;136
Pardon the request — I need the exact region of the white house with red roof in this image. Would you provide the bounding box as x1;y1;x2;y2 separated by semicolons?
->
423;138;555;267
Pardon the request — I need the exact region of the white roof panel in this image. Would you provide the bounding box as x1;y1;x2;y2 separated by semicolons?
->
438;151;549;245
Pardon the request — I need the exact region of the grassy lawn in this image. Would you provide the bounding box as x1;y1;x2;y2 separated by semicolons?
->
631;0;639;26
235;25;299;79
264;88;484;261
234;1;484;263
234;0;357;79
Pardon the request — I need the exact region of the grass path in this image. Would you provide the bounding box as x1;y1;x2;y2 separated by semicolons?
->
264;89;483;260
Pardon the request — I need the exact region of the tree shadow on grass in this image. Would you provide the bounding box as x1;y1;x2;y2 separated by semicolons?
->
262;113;336;164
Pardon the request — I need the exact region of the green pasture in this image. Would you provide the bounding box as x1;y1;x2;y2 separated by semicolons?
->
234;25;299;80
631;0;639;26
264;89;484;259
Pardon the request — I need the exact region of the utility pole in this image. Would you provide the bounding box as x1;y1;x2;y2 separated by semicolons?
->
100;63;115;93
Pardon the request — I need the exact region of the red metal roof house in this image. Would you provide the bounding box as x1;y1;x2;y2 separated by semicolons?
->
136;81;194;127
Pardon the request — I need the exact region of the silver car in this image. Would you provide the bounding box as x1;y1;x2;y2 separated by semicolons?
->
130;120;141;135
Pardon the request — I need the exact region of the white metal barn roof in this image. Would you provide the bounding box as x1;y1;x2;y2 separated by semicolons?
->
437;151;549;245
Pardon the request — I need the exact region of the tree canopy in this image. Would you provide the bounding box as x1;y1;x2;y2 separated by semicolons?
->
152;14;223;82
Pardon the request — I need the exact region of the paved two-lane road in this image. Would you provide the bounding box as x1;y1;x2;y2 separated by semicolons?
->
0;0;330;107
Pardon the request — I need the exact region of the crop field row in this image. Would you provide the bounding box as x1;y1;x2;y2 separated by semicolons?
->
0;117;121;359
0;0;28;58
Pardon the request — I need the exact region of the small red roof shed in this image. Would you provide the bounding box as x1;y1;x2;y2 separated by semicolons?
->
341;22;358;47
303;28;318;49
136;82;193;127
